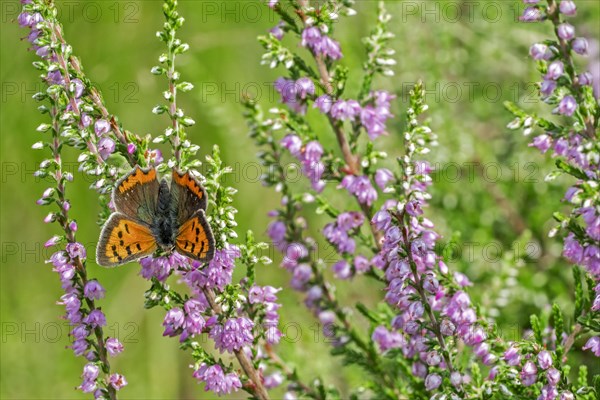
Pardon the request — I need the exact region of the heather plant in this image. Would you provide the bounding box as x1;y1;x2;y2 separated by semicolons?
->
14;0;599;399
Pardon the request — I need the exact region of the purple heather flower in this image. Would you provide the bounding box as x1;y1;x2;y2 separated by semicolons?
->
83;310;106;328
341;175;378;206
579;72;593;86
333;260;352;279
79;363;99;393
529;43;551;60
559;0;577;15
163;308;185;337
557;23;575;41
106;337;124;356
269;22;285;40
69;221;78;232
94;119;111;136
504;345;521;366
372;326;404;352
547;368;561;385
83;280;105;300
523;0;539;3
540;80;557;97
148;148;163;165
314;95;333;113
572;37;588;55
539;385;559;400
521;361;538;386
97;137;115;160
372;210;392;231
563;234;583;263
360;105;392;140
268;220;287;251
531;134;552;153
450;371;462;387
296;77;315;99
210;317;254;353
520;7;542;22
425;373;442;391
374;169;394;189
66;242;86;260
582;336;600;357
301;26;321;48
71;339;88;356
280;134;302;157
331;99;361;121
319;36;343;59
546;61;564;80
354;255;370;274
426;350;442;366
193;363;242;396
537;350;553;370
127;143;137;154
109;373;128;390
557;95;577;116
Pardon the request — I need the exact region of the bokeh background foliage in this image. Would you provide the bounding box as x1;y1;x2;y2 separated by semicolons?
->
1;0;599;398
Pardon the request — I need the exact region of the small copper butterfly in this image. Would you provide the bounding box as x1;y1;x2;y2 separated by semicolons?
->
96;166;215;267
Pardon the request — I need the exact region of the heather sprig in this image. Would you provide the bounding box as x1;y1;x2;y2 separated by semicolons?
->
507;0;599;363
21;0;292;398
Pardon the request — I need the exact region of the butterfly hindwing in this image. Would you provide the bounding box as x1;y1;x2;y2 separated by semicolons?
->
170;169;207;227
175;210;215;263
113;166;160;225
96;213;157;267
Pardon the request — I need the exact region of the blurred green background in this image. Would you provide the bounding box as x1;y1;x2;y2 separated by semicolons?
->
1;0;599;398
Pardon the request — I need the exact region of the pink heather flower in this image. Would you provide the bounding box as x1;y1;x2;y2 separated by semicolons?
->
66;242;86;260
83;280;105;300
45;235;61;247
83;310;106;328
559;0;576;15
537;350;553;370
69;221;78;231
531;134;552;153
374;169;394;189
210;317;254;353
106;337;124;356
529;43;551;60
163;307;185;337
425;373;442;391
94;119;111;136
109;373;128;390
97;137;115;160
296;77;315;99
582;336;600;357
557;95;577;116
520;7;542;22
148;148;163;165
557;23;575;41
193;363;242;396
264;372;284;389
314;95;332;113
572;37;588;55
79;363;100;393
546;61;564;80
127;143;137;154
331;99;361;121
372;326;404;352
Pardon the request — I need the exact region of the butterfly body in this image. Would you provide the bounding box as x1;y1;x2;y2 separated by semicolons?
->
96;166;215;267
